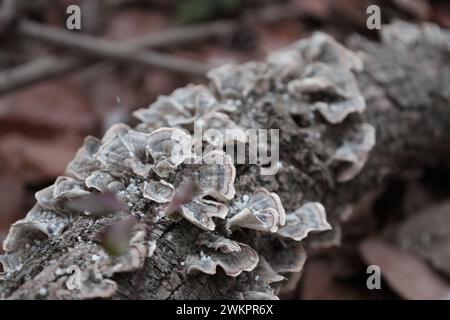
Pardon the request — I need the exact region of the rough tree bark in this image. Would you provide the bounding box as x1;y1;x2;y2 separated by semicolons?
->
0;21;449;300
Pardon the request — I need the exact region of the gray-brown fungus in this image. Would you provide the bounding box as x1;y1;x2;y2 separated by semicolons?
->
208;62;272;99
254;256;285;284
242;290;279;300
227;188;285;233
35;177;91;213
133;85;233;130
269;32;365;124
178;198;229;231
65;136;102;180
186;242;259;277
143;180;175;203
196;234;242;254
333;123;376;182
96;128;154;178
144;127;193;178
193;150;236;201
3;204;71;253
195;111;246;147
277;202;331;242
85;170;125;193
139;149;236;231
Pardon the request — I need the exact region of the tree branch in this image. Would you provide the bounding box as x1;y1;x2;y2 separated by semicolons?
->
0;2;306;95
17;20;210;76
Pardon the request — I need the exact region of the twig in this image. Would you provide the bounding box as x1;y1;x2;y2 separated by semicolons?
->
0;56;90;95
17;20;210;76
121;20;238;49
0;21;235;95
0;2;305;95
0;20;237;95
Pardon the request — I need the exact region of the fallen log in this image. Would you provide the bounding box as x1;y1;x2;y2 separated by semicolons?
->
0;21;449;299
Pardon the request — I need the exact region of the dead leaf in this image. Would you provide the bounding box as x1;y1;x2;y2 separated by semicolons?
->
104;9;170;41
255;21;305;54
0;80;94;134
395;201;450;277
293;0;330;19
359;237;450;300
300;255;383;300
0;133;83;180
0;175;25;230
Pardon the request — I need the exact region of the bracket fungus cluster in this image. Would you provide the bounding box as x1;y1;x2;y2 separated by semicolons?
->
268;32;365;124
185;235;259;277
332;123;376;182
227;189;285;233
0;31;376;300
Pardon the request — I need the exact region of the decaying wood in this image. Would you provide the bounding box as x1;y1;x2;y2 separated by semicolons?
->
0;21;449;300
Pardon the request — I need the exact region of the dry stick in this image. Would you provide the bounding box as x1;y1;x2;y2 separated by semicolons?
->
0;56;89;95
0;2;304;95
18;20;210;76
121;19;237;49
0;20;235;95
122;2;304;48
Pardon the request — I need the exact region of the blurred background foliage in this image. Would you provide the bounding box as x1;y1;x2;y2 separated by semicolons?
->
175;0;241;23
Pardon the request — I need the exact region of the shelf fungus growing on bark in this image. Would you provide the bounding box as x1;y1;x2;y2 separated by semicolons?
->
133;85;234;131
332;123;376;182
269;32;365;124
35;176;91;213
0;28;383;300
97;126;192;179
65;136;102;180
253;256;286;284
227;188;285;233
186;238;259;277
208;62;272;99
141;149;235;231
143;180;176;204
195;111;247;147
3;204;73;253
277;203;331;241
